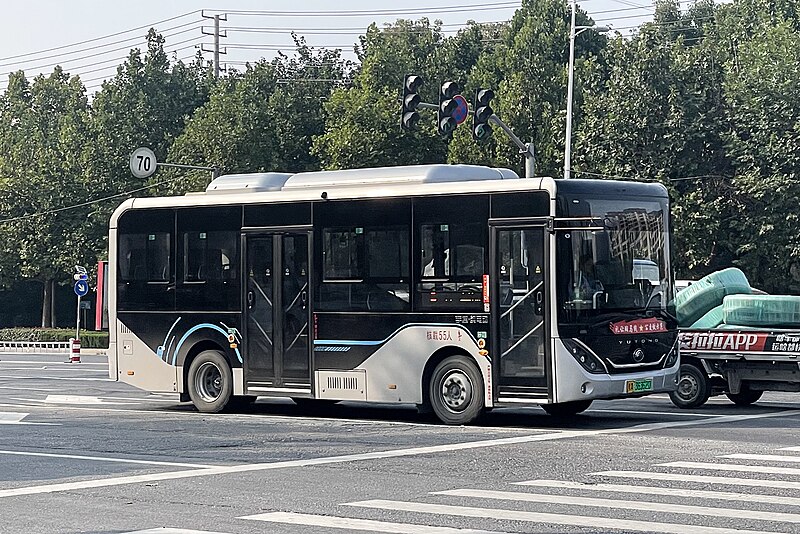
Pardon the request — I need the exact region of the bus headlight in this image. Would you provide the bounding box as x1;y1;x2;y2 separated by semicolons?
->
664;342;679;368
562;338;607;374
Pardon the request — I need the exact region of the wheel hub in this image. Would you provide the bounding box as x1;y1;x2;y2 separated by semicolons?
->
440;370;473;412
676;374;698;401
196;362;222;402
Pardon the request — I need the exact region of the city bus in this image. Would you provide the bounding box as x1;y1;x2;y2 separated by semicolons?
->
108;164;679;424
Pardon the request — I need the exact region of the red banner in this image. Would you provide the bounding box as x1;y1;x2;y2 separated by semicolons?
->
609;317;668;335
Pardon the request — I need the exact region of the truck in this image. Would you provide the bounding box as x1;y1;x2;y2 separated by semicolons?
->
669;269;800;408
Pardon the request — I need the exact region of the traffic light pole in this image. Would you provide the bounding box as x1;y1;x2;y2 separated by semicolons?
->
417;102;535;178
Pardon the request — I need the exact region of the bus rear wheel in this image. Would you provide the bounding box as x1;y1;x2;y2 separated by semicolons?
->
187;350;232;413
542;400;592;417
429;355;484;425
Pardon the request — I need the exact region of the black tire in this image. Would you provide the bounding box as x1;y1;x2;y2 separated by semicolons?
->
542;400;592;417
725;387;763;406
669;363;710;409
187;350;233;413
428;355;484;425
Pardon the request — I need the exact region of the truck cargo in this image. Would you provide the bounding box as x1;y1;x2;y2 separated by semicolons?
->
671;268;800;408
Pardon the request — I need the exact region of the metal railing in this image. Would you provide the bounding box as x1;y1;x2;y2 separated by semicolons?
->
0;341;70;353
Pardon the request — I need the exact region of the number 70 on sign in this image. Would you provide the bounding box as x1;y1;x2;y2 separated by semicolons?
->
130;147;158;179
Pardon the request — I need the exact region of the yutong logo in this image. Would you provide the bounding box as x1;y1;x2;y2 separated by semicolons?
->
632;348;645;362
680;332;764;352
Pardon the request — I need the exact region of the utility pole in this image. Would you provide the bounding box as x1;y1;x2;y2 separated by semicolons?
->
202;11;227;78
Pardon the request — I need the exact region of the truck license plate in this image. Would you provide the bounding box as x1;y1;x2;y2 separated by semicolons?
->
625;378;653;394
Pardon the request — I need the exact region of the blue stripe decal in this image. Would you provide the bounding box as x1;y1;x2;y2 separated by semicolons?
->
172;323;243;365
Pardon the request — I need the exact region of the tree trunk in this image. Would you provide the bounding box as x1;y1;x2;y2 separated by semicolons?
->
41;279;54;328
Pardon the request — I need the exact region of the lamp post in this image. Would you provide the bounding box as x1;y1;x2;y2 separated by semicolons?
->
564;0;609;179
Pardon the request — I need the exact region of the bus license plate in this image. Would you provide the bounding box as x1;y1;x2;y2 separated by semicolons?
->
625;378;653;394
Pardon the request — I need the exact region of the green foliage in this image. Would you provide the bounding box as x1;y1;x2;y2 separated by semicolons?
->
0;328;108;348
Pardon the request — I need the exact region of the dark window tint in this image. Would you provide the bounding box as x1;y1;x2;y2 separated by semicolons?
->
117;209;174;310
244;202;311;227
415;196;487;311
177;207;241;311
491;191;549;219
316;199;411;312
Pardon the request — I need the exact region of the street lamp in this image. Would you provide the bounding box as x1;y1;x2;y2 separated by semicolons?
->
564;0;609;179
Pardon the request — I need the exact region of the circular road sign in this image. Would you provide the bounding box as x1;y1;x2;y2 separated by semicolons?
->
74;280;89;297
451;95;469;125
130;147;157;179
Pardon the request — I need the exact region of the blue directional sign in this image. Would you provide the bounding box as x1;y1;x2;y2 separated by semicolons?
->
74;280;89;297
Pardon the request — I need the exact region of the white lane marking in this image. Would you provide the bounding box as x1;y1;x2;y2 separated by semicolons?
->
0;412;56;426
2;407;799;499
0;450;219;469
662;461;800;476
590;408;720;418
346;500;780;534
514;479;800;507
723;453;800;463
0;367;107;372
0;360;106;366
122;529;232;534
779;446;800;452
242;511;510;533
434;488;800;524
0;385;60;392
595;470;800;490
43;394;139;405
0;375;111;382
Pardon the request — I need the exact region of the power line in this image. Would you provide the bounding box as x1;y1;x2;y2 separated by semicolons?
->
0;10;200;63
0;27;204;80
213;1;521;17
0;174;195;225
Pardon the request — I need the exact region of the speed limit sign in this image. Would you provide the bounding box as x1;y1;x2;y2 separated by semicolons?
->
130;147;157;179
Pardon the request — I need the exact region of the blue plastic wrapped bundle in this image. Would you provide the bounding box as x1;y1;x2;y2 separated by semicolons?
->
690;305;724;329
675;268;751;326
723;294;800;327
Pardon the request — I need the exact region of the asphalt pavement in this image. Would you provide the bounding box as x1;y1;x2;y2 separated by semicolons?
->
1;351;800;534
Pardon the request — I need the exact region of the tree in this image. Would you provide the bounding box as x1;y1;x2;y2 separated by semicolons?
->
167;37;352;193
0;68;91;326
312;19;449;170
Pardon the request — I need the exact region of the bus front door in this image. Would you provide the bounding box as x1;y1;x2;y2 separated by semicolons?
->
244;231;311;393
491;226;549;401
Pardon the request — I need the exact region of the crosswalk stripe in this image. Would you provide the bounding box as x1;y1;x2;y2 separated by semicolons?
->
595;470;800;490
122;529;232;534
662;461;800;476
433;488;800;524
513;479;800;507
723;454;800;463
241;511;510;533
346;499;783;534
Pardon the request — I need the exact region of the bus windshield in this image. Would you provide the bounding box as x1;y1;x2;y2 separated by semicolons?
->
556;196;673;324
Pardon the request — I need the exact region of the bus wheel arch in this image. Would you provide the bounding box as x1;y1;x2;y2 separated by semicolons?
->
185;343;233;413
423;348;485;425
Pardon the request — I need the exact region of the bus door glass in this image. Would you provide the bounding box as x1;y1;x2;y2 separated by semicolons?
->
244;232;310;386
493;226;548;389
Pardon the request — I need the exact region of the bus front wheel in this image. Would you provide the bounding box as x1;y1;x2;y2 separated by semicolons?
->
428;355;484;425
187;350;233;413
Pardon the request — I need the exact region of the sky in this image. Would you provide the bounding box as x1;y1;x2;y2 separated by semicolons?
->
0;1;690;94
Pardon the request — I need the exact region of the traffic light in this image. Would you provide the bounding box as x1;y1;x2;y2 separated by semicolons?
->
473;88;495;142
438;81;461;136
401;74;424;130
